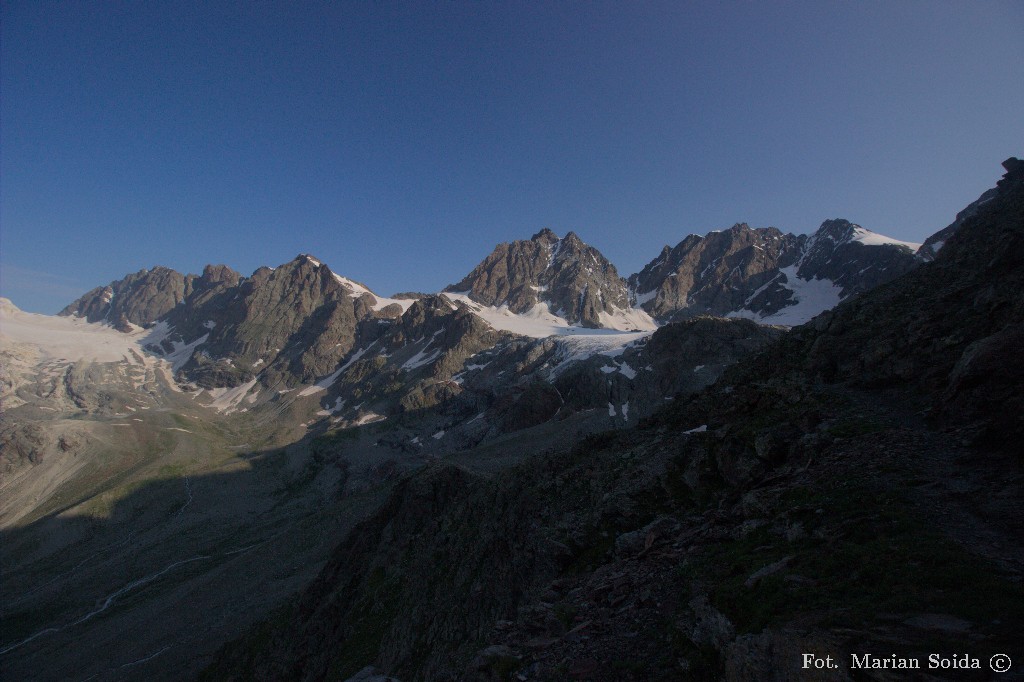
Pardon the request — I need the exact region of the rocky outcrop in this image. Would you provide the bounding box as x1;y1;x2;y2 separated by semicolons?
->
446;228;631;328
628;224;803;320
154;255;379;387
795;218;919;296
629;219;920;323
61;266;192;328
917;184;1001;261
310;294;504;424
60;263;244;330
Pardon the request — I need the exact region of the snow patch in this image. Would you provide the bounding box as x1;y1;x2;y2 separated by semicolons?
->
634;288;658;306
850;227;921;251
143;322;209;372
402;341;442;370
298;347;368;396
203;379;259;413
443;293;656;337
332;273;415;313
727;266;843;327
352;412;386;426
597;306;658;332
617;362;637;380
549;333;651;377
317;397;346;416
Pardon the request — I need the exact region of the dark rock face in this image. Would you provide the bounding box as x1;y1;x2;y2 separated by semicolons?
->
314;294;503;421
446;229;631;328
917;187;999;261
159;255;370;387
629;220;920;322
795;219;919;296
628;224;803;320
61;266;199;327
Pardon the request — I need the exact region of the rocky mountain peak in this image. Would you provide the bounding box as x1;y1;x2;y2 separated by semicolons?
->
629;215;925;324
797;219;858;266
280;253;329;276
796;218;920;295
60;265;194;327
530;227;559;244
560;230;584;246
811;218;857;243
446;229;633;328
200;264;241;286
628;224;804;321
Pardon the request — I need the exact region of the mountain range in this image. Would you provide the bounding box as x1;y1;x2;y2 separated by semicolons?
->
53;214;925;413
1;159;1021;681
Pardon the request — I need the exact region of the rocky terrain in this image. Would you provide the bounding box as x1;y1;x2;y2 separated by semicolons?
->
3;161;1019;681
628;219;922;324
444;228;643;329
200;159;1024;680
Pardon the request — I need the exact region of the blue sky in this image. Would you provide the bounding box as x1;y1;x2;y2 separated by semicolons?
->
2;1;1022;313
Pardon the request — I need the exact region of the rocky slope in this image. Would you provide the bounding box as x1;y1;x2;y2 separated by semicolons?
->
202;159;1024;681
59;264;241;331
445;229;643;329
916;178;1004;261
629;219;921;323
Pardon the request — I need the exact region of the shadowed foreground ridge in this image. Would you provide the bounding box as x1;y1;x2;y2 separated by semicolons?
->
203;163;1024;681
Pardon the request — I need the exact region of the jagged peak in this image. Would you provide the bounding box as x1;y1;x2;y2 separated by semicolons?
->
809;219;921;252
293;253;327;268
811;218;858;244
531;227;559;244
200;263;242;286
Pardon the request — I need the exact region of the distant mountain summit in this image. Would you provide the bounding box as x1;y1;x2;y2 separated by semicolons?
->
59;264;241;331
628;223;802;321
445;228;636;329
59;254;417;389
629;219;920;324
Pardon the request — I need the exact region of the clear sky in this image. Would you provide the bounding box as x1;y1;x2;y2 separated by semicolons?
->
2;1;1022;313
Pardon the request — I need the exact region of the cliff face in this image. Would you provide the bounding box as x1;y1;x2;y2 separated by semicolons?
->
629;219;921;323
628;224;804;320
446;229;633;329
